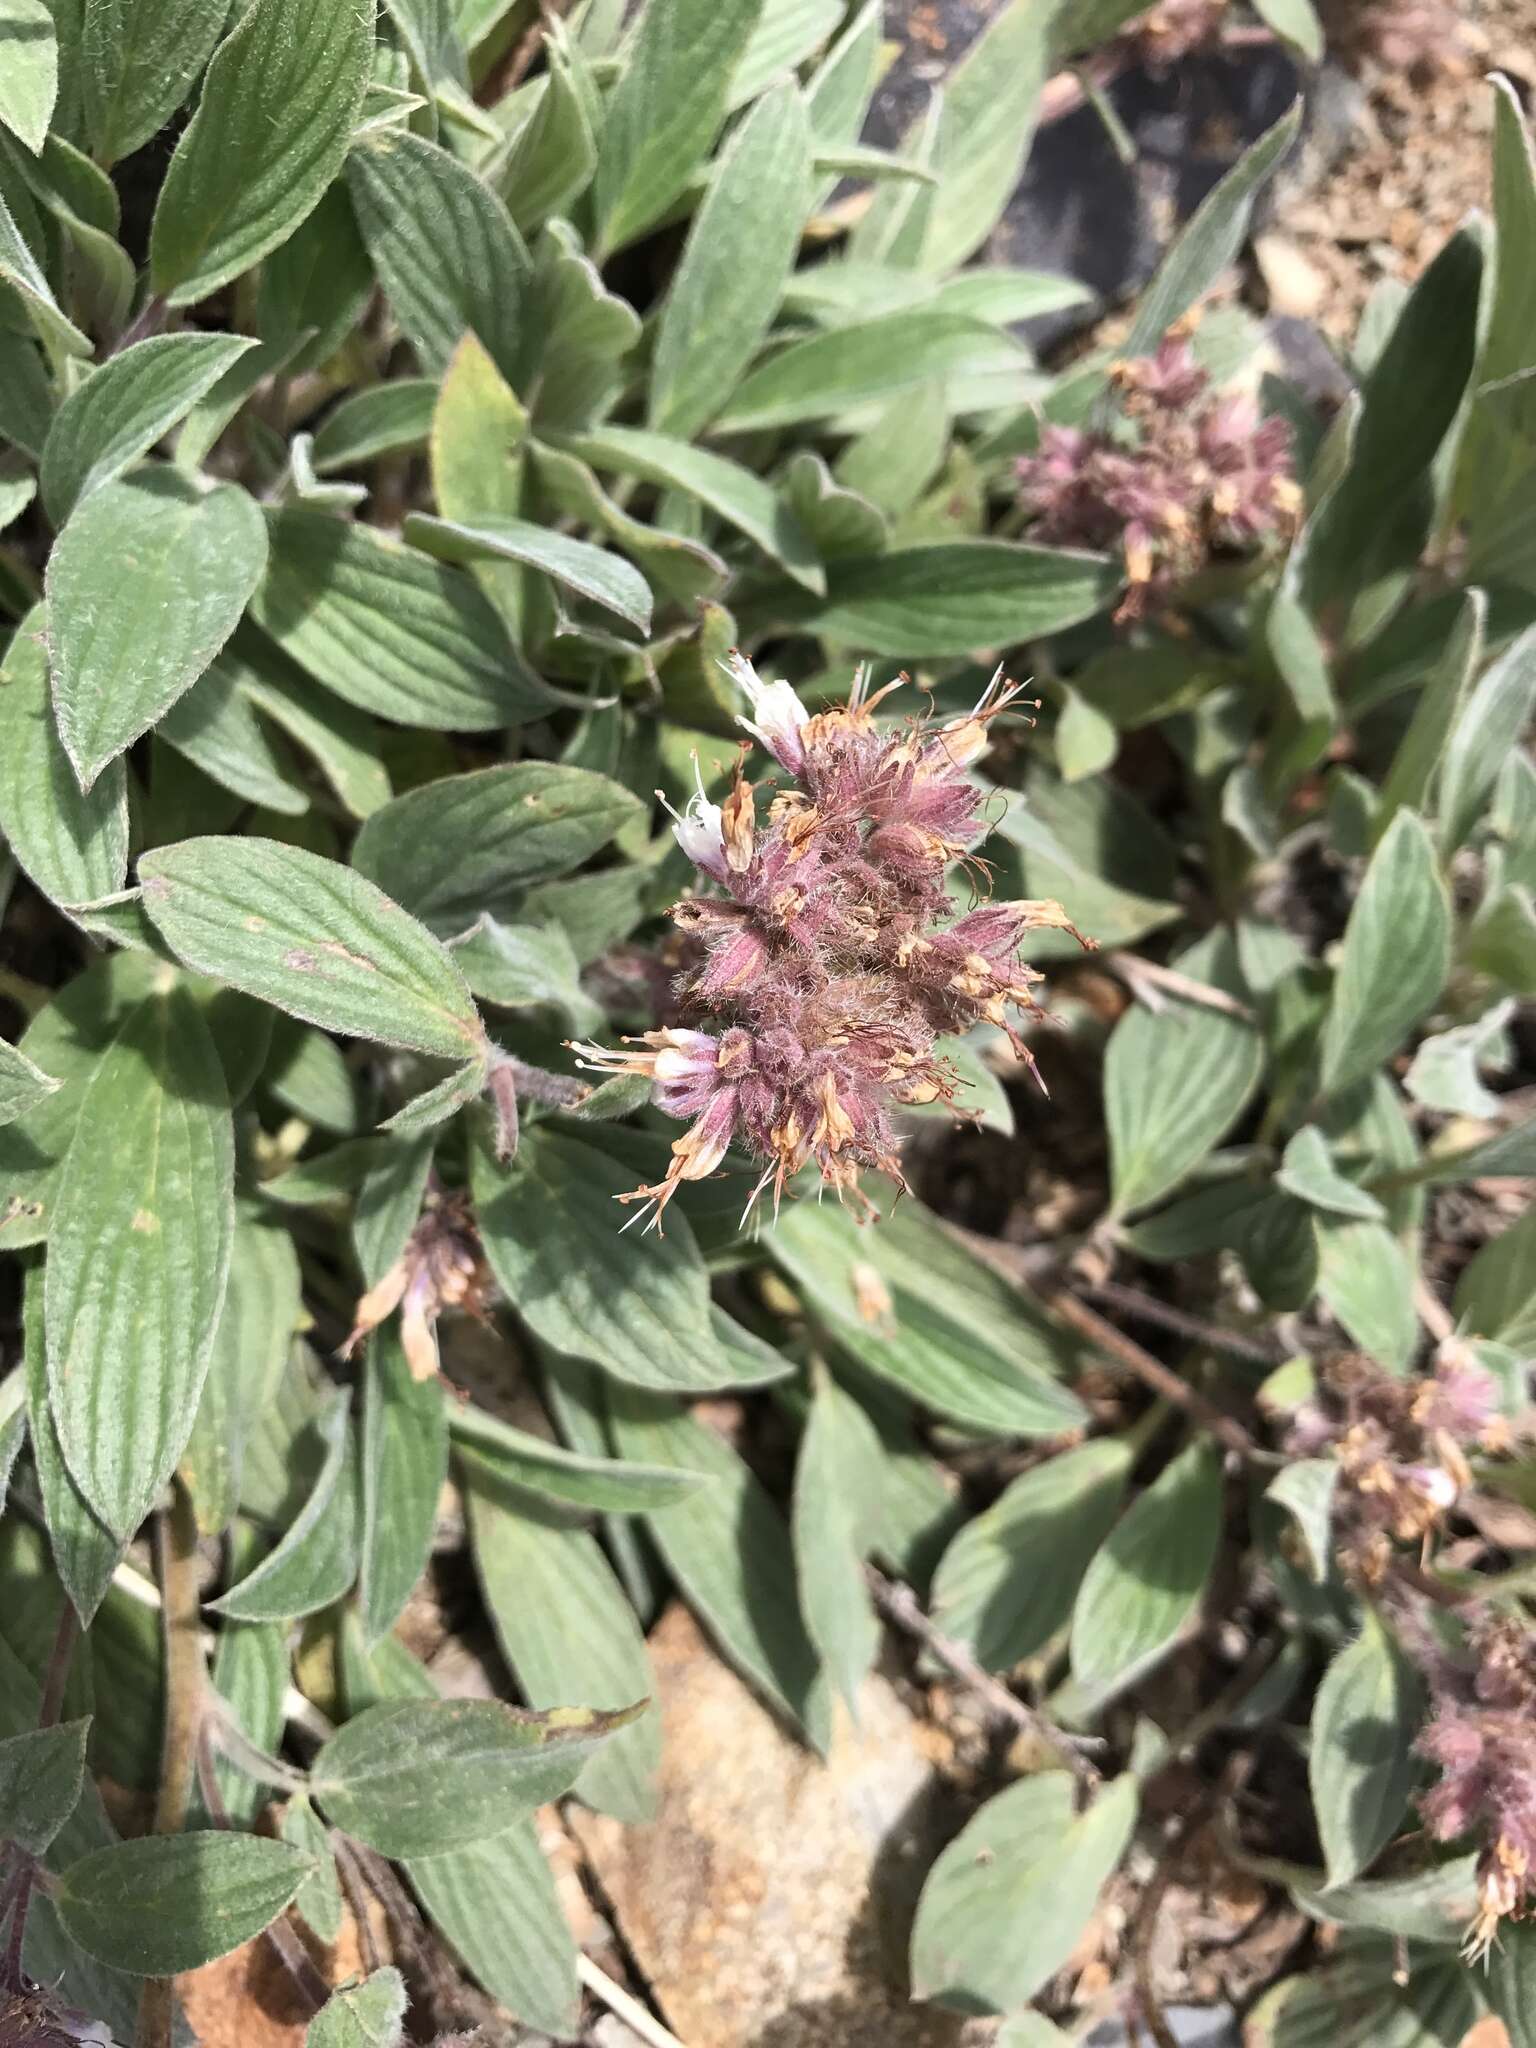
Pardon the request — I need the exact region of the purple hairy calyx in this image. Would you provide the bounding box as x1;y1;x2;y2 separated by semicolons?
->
571;657;1093;1232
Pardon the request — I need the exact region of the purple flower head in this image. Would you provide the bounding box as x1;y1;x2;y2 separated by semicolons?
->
1015;327;1299;620
570;657;1092;1230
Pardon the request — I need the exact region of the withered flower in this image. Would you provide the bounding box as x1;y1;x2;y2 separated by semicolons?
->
1286;1351;1505;1581
1416;1613;1536;1959
572;657;1092;1231
343;1187;494;1380
1015;331;1299;620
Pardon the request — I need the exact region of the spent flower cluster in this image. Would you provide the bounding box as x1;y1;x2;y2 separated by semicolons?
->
1015;332;1299;619
1286;1350;1508;1581
574;656;1092;1229
1416;1612;1536;1959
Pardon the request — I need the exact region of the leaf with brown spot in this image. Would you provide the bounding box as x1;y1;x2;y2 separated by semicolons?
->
139;836;486;1062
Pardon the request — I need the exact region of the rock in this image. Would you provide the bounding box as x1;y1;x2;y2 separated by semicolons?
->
1253;236;1328;319
566;1604;983;2048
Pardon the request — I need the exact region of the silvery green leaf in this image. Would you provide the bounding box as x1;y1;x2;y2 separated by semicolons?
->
0;1032;59;1125
0;0;58;154
45;987;235;1539
1403;1000;1515;1117
351;762;644;932
1317;1219;1418;1374
910;1772;1139;2012
590;0;762;255
306;1968;406;2048
1276;1126;1386;1221
1070;1440;1222;1692
360;1327;446;1644
40;332;257;523
149;0;374;304
1319;811;1450;1100
47;471;268;790
404;1825;579;2039
463;1450;658;1821
55;1833;313;1975
650;82;812;440
1310;1611;1422;1887
310;1696;644;1858
347;129;529;383
252;508;551;731
0;606;126;911
139;835;486;1063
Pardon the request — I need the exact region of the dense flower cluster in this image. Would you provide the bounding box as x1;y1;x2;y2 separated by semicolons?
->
572;656;1092;1230
1015;334;1299;620
344;1185;493;1380
1286;1351;1506;1581
1416;1613;1536;1958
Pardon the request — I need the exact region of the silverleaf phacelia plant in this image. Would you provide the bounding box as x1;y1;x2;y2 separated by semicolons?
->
572;657;1094;1230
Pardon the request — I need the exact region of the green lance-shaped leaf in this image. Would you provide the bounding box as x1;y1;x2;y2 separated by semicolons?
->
1070;1439;1223;1692
1125;101;1302;355
26;1266;123;1624
45;987;235;1540
0;1718;90;1856
605;1385;830;1750
309;1696;645;1858
770;1196;1086;1437
1487;1920;1536;2048
447;1396;707;1514
591;0;763;255
404;510;653;634
1310;1609;1424;1887
350;762;644;932
0;605;128;911
210;1389;358;1623
0;0;58;154
139;836;486;1063
46;471;268;791
1438;619;1536;856
1276;1125;1386;1221
251;507;550;731
403;1824;579;2039
360;1327;446;1644
54;1832;314;1976
40;333;258;524
930;1438;1134;1672
149;0;375;305
464;1452;659;1822
347;130;530;385
791;1364;883;1716
1317;1218;1418;1376
1104;939;1264;1216
910;1772;1140;2012
474;1125;758;1395
1373;588;1484;843
650;81;813;440
1319;810;1451;1100
914;0;1055;271
306;1967;407;2048
0;176;90;359
157;656;310;818
0;1033;60;1126
758;540;1119;657
713;310;1022;433
1264;1459;1338;1584
79;0;227;167
557;422;824;592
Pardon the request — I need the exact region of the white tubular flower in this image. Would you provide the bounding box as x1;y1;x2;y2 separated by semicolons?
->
723;648;808;773
660;757;728;880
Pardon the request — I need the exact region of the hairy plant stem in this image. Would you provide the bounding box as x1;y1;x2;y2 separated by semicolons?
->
134;1484;206;2048
1042;1284;1266;1466
866;1565;1104;1790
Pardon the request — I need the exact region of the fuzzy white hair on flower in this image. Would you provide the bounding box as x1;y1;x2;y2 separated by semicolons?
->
659;756;727;878
722;648;808;771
